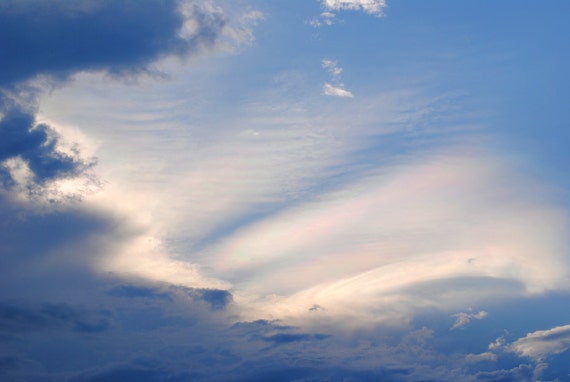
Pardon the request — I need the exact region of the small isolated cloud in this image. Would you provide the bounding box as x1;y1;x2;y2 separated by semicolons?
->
465;352;497;364
510;324;570;361
322;0;387;16
323;83;354;98
322;59;344;77
308;11;338;27
321;59;353;97
451;310;488;330
488;336;506;351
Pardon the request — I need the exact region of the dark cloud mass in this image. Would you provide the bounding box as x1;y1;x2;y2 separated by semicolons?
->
0;97;96;190
0;0;224;88
0;302;113;334
0;0;224;190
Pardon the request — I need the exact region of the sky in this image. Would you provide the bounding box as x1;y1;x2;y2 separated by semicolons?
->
1;0;570;381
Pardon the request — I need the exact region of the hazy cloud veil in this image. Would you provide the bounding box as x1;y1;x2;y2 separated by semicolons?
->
2;1;570;381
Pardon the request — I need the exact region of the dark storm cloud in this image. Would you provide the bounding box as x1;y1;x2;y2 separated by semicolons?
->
0;0;225;190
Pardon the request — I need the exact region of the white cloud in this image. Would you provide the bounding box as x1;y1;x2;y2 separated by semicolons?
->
451;310;488;330
309;11;338;27
322;0;387;16
321;59;353;97
38;58;570;331
510;324;570;361
323;83;354;97
322;59;343;77
201;147;569;327
489;336;506;350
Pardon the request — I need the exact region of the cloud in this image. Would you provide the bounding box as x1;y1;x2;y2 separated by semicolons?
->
178;287;234;311
465;352;497;363
107;285;172;301
322;0;387;16
0;302;113;334
262;333;330;345
0;96;97;196
0;0;224;88
510;324;570;361
323;83;354;97
70;359;198;382
0;356;19;377
451;310;488;330
203;147;569;327
0;0;225;197
308;11;338;27
321;59;354;97
475;364;534;381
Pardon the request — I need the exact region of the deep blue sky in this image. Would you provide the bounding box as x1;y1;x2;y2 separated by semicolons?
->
1;1;570;381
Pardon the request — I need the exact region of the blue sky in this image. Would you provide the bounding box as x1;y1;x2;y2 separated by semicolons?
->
2;0;570;381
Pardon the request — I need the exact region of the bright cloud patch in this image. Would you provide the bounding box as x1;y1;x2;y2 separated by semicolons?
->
451;310;488;330
322;59;354;97
202;148;569;325
3;1;570;381
322;0;387;16
323;83;354;97
511;324;570;361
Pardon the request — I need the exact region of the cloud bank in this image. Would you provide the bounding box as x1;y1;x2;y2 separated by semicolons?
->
0;0;225;196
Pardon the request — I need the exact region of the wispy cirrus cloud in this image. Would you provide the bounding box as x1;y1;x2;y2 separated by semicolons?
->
200;146;569;327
